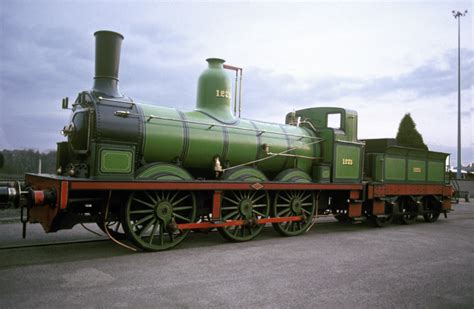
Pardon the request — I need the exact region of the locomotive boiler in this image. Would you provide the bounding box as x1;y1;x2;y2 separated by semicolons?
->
0;30;453;252
59;31;319;182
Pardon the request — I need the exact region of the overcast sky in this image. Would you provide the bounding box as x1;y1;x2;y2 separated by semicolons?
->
0;0;472;165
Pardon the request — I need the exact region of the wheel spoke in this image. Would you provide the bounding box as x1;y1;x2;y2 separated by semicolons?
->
252;209;266;217
168;191;179;203
139;219;156;238
132;197;155;208
277;209;291;217
144;191;157;204
223;210;239;220
173;205;193;211
149;222;159;244
172;195;189;206
279;195;291;203
159;224;164;246
223;196;240;205
251;194;265;203
132;214;154;228
173;212;191;222
300;194;311;203
130;209;154;214
221;206;238;211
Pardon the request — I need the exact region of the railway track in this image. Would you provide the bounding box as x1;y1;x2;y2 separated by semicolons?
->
0;238;109;250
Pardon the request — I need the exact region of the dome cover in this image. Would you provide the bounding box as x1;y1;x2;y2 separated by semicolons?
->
196;58;235;123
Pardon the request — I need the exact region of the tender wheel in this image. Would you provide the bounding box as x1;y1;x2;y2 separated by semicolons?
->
218;190;270;242
423;210;440;223
368;214;393;227
272;190;315;236
122;190;196;251
367;201;393;227
422;197;441;223
399;198;418;224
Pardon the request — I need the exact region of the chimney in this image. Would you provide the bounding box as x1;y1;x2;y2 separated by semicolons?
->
92;30;124;97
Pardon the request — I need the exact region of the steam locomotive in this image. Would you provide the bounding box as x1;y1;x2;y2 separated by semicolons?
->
0;31;453;251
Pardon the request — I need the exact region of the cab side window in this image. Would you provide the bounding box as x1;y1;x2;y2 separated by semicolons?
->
327;113;342;130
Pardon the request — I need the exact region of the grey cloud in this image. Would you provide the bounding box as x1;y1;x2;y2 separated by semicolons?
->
241;48;473;114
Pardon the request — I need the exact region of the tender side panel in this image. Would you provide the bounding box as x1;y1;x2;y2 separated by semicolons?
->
385;156;406;181
407;159;426;182
427;161;445;183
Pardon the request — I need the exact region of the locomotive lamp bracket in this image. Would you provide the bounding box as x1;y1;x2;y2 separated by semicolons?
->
61;123;75;137
61;97;69;109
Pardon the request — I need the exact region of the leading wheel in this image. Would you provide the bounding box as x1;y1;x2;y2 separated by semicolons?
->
122;190;196;251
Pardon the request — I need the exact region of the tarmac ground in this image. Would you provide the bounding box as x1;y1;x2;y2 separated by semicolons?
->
0;202;473;308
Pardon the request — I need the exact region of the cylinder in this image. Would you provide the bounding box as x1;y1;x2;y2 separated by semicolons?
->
92;30;124;97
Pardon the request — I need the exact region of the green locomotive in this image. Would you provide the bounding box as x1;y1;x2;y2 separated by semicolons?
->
0;31;452;251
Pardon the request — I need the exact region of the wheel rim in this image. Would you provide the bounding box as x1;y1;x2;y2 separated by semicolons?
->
399;199;418;224
368;201;393;227
369;214;393;227
423;210;440;222
422;197;441;223
218;190;270;242
272;190;315;236
122;190;196;251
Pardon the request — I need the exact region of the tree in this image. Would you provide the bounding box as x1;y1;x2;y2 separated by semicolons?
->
396;113;428;150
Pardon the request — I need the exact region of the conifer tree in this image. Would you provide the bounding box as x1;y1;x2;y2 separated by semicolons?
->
396;113;428;150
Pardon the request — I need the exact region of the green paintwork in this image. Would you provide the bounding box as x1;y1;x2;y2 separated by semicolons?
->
222;167;267;182
385;156;406;181
196;58;235;123
427;161;445;182
312;164;330;183
289;107;359;142
140;104;184;164
136;163;193;180
99;149;133;174
274;168;312;183
334;143;362;181
372;154;384;182
364;141;448;184
140;102;317;179
407;159;426;182
288;107;363;183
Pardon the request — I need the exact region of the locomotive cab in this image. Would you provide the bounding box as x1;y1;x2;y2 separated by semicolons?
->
287;107;364;183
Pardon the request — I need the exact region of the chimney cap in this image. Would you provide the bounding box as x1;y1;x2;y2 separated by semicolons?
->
94;30;124;40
